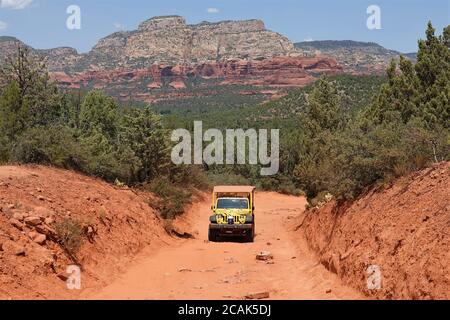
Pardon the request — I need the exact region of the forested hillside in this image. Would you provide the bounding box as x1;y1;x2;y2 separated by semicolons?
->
0;47;207;219
1;22;448;207
164;23;449;202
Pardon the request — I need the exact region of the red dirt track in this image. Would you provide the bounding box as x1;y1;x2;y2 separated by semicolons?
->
1;164;448;300
84;192;361;300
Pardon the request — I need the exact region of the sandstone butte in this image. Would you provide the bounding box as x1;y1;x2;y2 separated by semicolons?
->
0;16;343;102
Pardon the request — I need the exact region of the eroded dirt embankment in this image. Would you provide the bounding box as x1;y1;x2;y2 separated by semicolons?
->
298;162;450;299
0;165;170;299
3;163;447;300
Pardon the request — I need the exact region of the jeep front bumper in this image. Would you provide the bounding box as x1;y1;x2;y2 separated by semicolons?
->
209;223;253;236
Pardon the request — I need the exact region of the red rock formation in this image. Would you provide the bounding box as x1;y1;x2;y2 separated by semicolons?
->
169;80;187;89
50;56;342;102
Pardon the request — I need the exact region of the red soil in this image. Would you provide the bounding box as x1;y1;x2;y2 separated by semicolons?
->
298;162;450;300
0;165;170;299
1;163;448;300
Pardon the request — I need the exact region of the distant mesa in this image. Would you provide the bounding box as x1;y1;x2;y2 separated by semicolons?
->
0;16;411;104
295;40;416;75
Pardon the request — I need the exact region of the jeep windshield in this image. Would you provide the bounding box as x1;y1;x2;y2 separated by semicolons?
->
217;198;249;209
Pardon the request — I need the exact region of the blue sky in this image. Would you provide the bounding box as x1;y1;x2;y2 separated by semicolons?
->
0;0;448;53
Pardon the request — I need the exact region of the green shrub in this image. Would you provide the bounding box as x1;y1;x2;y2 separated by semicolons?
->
147;178;193;220
54;218;85;257
259;176;304;196
11;125;87;169
205;171;251;187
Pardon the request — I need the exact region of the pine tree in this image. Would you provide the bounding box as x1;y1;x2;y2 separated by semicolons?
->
415;23;450;128
365;22;449;128
79;91;119;141
293;77;345;199
0;81;27;141
303;77;345;136
119;107;170;182
0;45;62;128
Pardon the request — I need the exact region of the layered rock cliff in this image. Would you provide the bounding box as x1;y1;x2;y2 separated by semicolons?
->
52;56;342;103
55;16;296;72
0;16;343;103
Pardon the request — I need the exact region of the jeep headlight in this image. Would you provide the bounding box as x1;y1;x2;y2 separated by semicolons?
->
216;215;225;224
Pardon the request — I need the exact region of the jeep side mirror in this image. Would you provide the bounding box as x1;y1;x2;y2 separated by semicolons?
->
252;206;255;211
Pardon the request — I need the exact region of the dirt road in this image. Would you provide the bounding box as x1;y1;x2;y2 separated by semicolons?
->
83;192;361;300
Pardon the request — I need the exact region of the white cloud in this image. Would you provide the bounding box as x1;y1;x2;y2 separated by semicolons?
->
303;37;314;42
206;7;220;14
0;21;7;30
1;0;33;10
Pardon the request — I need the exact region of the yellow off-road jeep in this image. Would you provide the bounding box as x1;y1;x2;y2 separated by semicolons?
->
208;186;256;242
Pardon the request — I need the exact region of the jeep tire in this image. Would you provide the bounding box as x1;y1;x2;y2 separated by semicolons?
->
208;227;217;242
246;224;255;243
